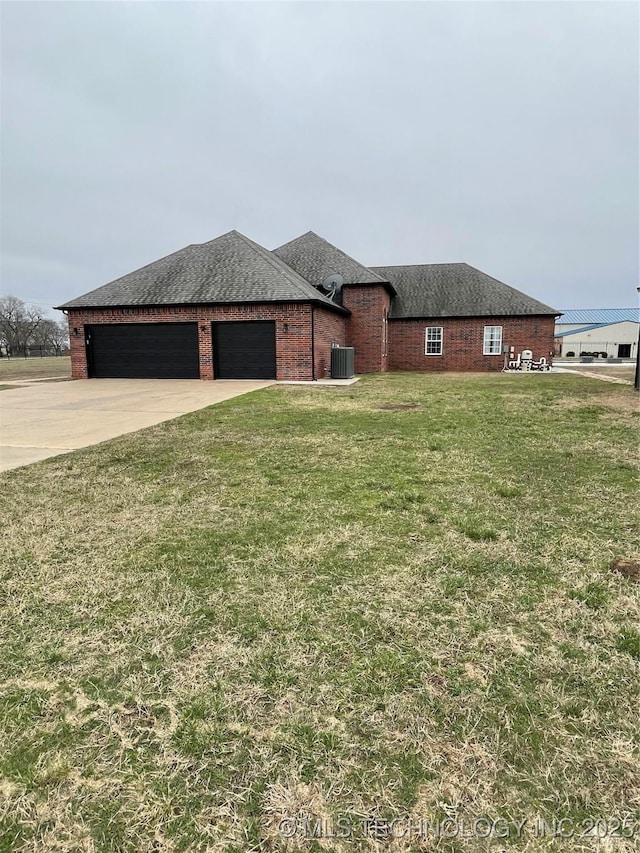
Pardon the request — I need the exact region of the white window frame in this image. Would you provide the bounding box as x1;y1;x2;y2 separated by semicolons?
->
425;326;443;356
483;325;503;356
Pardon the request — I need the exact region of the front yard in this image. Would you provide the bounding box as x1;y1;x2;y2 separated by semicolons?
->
0;373;638;851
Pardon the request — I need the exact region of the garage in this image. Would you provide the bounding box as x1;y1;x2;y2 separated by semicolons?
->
86;323;200;379
213;321;276;379
59;230;349;381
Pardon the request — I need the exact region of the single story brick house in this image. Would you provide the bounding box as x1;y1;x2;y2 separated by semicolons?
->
56;230;558;381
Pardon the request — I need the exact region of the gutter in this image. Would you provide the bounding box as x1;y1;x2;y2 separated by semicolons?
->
55;298;350;317
340;280;397;298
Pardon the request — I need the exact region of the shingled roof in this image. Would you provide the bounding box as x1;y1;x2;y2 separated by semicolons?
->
56;230;347;313
274;231;394;292
370;263;558;319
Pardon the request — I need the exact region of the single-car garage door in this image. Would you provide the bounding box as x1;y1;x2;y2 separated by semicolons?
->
213;321;276;379
86;323;200;379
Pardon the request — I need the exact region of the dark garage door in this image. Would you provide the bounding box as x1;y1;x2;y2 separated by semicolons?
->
87;323;199;379
213;321;276;379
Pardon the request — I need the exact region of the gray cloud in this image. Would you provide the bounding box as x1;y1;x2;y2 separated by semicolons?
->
1;0;638;315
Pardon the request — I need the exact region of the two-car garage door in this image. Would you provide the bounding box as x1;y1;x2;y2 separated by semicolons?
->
86;321;276;380
87;323;200;379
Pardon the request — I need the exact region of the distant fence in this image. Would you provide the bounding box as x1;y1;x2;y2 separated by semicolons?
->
0;346;69;359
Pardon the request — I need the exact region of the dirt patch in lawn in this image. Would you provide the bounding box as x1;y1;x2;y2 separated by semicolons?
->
610;557;640;583
376;402;422;411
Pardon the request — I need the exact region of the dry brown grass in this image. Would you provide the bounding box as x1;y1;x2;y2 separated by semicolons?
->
561;365;635;383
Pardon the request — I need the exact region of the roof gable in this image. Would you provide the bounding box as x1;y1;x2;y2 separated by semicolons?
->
371;263;558;319
273;231;391;289
57;230;346;312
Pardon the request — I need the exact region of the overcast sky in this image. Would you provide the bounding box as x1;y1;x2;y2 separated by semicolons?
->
1;1;638;316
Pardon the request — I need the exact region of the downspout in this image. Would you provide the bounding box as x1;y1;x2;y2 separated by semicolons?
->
311;306;316;381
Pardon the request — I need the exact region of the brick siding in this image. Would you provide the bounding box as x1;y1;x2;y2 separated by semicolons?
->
66;304;556;380
66;303;325;381
312;308;347;379
388;316;556;372
341;285;392;373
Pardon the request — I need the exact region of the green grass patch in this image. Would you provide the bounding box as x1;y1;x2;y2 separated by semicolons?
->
0;355;70;380
0;372;638;851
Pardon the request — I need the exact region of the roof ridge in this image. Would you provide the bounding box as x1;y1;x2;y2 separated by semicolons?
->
278;231;388;284
308;232;389;283
373;262;465;270
274;230;315;251
232;230;336;306
458;264;557;313
381;262;559;319
232;232;311;298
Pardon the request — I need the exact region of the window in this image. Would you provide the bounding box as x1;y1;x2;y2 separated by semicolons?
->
425;326;443;355
483;325;503;355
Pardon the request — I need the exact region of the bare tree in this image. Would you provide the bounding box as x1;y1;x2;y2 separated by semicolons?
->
30;318;70;353
0;295;45;354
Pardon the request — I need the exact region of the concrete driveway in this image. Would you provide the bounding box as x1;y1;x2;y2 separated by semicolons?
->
0;379;273;472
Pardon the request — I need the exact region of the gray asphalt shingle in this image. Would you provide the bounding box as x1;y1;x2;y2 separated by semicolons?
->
370;263;558;319
273;231;391;288
57;230;558;322
56;230;346;312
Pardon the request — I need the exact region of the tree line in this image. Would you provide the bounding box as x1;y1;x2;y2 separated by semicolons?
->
0;295;69;356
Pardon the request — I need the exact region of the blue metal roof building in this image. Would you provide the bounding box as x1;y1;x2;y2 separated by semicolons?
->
558;308;638;325
554;310;638;359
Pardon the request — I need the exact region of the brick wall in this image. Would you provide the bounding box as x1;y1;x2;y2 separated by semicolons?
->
312;308;347;379
65;304;556;380
341;285;392;373
65;303;323;381
388;315;556;372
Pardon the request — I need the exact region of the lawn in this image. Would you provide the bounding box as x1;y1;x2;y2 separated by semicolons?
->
0;356;71;381
1;373;638;852
561;365;636;383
